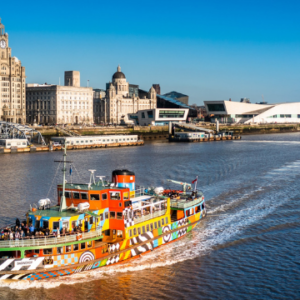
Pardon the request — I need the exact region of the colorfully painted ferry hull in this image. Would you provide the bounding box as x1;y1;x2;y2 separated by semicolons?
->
0;210;205;281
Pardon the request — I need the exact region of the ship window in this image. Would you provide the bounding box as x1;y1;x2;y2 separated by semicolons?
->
73;192;80;199
65;191;71;198
150;223;153;231
53;222;59;230
43;248;53;255
81;193;88;200
105;212;108;219
124;201;131;207
110;212;116;219
100;214;103;221
34;249;40;254
57;247;63;254
154;222;157;229
129;229;132;237
104;229;110;236
142;226;146;234
133;228;137;235
90;194;100;200
89;217;93;224
73;244;79;251
87;241;92;247
165;217;168;224
66;245;72;253
146;224;149;232
81;243;86;250
117;230;123;238
117;212;123;220
201;203;205;210
123;192;129;200
102;193;108;200
138;227;141;235
158;221;161;228
72;221;77;229
110;192;121;200
161;219;165;226
43;220;49;229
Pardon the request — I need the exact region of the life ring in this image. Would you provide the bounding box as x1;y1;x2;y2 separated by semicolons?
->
76;234;82;241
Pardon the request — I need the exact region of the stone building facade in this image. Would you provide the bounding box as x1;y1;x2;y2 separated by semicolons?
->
26;71;93;124
0;19;26;124
95;66;156;124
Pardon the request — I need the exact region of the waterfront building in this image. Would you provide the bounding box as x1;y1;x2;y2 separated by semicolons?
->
95;66;156;124
93;88;106;124
0;19;26;124
163;91;189;105
152;84;161;95
26;71;93;125
204;100;300;124
133;108;189;126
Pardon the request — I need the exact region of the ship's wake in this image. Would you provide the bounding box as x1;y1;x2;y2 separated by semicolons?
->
1;159;299;290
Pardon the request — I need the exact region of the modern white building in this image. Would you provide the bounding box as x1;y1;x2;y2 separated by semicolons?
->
204;100;300;124
134;108;189;126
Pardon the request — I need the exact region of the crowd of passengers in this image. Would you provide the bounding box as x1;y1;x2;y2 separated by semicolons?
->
166;191;199;200
0;219;84;241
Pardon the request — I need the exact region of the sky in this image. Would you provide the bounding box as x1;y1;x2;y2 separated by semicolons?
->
1;0;299;105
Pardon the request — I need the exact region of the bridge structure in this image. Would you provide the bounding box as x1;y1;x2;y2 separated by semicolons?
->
0;122;46;145
168;122;215;135
55;126;81;137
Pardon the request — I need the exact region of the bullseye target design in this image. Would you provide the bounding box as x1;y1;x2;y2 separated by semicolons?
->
79;251;95;263
163;225;171;243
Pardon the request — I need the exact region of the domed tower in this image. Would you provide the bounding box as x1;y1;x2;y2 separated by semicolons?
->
112;65;129;97
149;86;156;99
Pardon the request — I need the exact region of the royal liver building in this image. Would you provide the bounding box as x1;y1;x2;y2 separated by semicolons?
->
0;19;26;124
97;66;156;124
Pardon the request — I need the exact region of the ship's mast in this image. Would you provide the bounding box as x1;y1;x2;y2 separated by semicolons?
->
60;146;67;211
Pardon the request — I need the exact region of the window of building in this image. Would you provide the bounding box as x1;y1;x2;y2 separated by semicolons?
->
147;111;153;118
158;110;185;118
90;194;100;200
206;104;226;112
141;112;145;118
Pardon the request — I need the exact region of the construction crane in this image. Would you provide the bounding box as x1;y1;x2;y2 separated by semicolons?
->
167;179;192;193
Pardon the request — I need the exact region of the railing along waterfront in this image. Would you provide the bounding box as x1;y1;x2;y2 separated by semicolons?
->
134;209;167;224
170;197;203;209
0;229;102;248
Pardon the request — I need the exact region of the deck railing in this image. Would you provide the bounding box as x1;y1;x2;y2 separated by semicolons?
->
170;197;203;209
0;229;102;249
134;209;167;224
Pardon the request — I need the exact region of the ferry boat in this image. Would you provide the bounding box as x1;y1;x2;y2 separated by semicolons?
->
0;148;206;281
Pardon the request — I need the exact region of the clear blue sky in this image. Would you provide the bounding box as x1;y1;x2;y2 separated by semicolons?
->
1;0;299;105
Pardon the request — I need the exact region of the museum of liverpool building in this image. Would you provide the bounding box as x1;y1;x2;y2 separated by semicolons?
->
204;100;300;124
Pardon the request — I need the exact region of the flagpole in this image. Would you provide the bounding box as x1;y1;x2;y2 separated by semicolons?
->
194;176;198;192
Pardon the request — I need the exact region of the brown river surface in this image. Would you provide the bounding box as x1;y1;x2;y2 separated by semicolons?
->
0;133;299;299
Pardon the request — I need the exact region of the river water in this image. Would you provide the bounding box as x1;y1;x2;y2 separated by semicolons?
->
0;133;299;299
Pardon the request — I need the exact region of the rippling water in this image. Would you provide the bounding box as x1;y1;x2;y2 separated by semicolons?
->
0;133;299;299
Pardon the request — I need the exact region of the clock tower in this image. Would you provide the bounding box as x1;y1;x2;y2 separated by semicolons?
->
0;18;26;124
